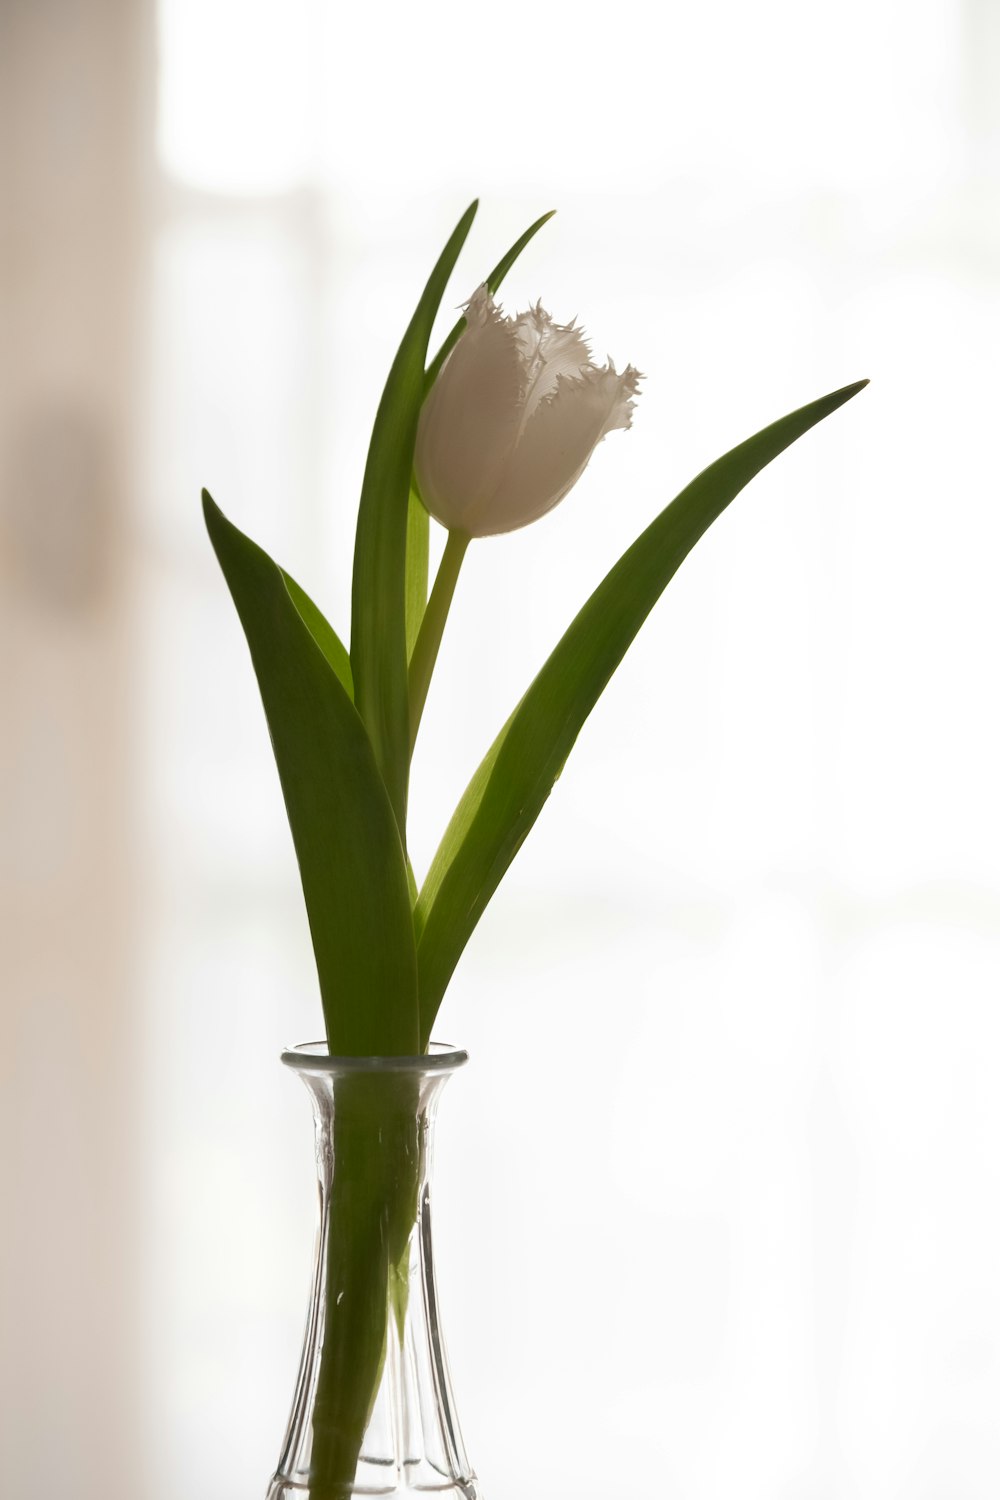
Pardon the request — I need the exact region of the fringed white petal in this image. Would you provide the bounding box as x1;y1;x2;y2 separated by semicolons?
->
594;359;642;435
415;285;522;532
513;301;593;421
466;361;640;537
462;282;497;330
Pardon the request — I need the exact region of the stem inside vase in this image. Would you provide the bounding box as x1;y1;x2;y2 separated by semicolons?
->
267;1046;477;1500
310;1076;421;1493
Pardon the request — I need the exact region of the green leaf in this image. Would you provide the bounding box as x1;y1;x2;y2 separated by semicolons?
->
404;486;429;665
350;201;478;836
282;570;353;700
414;379;869;1044
424;209;556;393
203;490;419;1055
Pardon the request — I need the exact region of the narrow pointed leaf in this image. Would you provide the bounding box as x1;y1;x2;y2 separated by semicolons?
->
404;485;429;665
282;570;353;700
414;380;868;1043
203;491;419;1055
350;201;478;833
424;209;556;392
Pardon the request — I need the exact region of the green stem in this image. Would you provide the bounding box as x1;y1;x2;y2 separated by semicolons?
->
408;529;469;752
309;1079;422;1496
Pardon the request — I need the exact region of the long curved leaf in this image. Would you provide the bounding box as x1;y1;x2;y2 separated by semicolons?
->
404;485;429;666
282;570;353;699
204;491;419;1055
350;201;478;835
414;379;868;1043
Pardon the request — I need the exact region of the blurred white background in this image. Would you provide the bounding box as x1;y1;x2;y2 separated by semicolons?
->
2;0;1000;1496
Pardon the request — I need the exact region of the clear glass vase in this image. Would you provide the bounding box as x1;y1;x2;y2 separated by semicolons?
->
266;1042;479;1500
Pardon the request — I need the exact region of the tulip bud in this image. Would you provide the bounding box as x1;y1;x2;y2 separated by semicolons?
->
415;285;640;537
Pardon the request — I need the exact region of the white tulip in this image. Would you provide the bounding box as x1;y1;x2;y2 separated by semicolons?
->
415;284;640;538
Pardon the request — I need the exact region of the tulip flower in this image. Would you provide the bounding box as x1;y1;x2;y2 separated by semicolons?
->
415;284;640;538
408;285;640;746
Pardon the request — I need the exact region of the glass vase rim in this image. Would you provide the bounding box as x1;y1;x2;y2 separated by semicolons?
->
280;1038;468;1075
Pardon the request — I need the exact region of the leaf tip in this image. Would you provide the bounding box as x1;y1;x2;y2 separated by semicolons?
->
202;491;246;564
823;377;870;416
202;486;217;523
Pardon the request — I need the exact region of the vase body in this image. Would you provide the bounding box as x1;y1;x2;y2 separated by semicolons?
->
266;1043;479;1500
